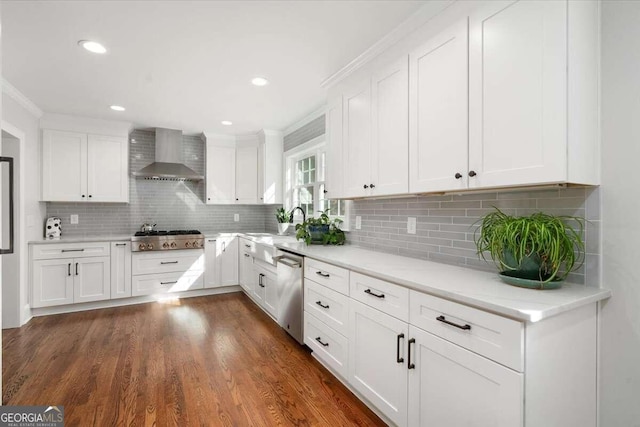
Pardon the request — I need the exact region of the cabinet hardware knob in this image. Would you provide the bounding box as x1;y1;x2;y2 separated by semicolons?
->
455;173;462;179
364;288;385;298
468;170;477;177
316;301;330;309
370;183;375;189
315;337;329;347
436;315;471;330
207;197;211;201
397;333;405;363
363;184;369;189
236;198;239;201
408;338;416;369
81;195;85;198
88;195;92;198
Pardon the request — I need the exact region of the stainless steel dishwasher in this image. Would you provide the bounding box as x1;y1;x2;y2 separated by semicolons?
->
275;251;304;345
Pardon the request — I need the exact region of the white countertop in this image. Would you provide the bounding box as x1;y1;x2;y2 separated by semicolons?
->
275;242;611;323
29;235;133;244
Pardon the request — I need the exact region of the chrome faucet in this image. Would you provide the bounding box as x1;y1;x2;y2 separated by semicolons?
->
289;206;306;223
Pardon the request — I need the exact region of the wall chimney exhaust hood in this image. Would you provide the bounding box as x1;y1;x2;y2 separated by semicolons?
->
133;128;204;181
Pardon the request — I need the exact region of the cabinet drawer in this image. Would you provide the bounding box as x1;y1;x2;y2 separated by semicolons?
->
32;241;111;260
410;291;524;371
132;250;204;275
131;271;204;296
304;258;349;295
305;279;349;336
239;238;256;255
350;272;409;322
304;311;348;379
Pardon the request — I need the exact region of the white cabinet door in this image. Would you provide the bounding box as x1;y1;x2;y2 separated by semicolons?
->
371;56;409;196
218;237;238;286
342;81;372;198
42;130;87;202
110;242;132;299
349;299;409;427
206;144;236;204
74;256;111;303
408;325;523;427
409;19;469;193
258;131;283;204
253;268;266;306
469;0;567;188
204;238;218;288
325;98;344;200
235;146;259;204
87;134;128;202
263;269;278;318
32;259;74;308
239;250;254;293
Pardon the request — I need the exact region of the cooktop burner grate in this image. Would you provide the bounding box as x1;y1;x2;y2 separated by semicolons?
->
134;229;202;237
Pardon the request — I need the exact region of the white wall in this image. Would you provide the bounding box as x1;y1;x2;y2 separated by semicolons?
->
2;93;45;325
600;2;640;425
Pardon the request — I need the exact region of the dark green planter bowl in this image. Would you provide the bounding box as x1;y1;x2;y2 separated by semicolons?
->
499;271;563;290
499;251;563;289
308;225;329;244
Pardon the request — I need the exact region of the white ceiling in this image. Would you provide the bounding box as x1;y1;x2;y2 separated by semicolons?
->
2;0;425;135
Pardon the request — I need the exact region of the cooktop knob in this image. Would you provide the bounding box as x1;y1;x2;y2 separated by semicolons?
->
185;241;191;248
170;242;177;248
138;244;145;251
147;243;153;250
191;241;199;248
163;242;169;249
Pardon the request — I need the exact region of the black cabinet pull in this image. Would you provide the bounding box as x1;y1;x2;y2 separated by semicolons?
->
315;337;329;347
436;315;471;330
259;273;265;287
161;281;178;285
115;243;126;246
468;170;477;177
323;189;328;194
396;333;405;363
68;263;71;277
455;172;462;179
316;301;330;309
363;184;369;189
75;262;79;276
61;249;85;253
316;271;330;278
208;239;216;243
160;261;179;265
244;253;251;258
408;338;416;369
245;244;251;248
370;183;375;189
364;288;385;299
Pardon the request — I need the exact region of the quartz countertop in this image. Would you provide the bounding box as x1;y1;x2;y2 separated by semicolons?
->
274;242;611;323
28;235;133;244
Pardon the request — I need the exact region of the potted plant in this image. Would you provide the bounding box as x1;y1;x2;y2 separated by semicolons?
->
295;210;346;245
275;207;292;235
474;208;585;289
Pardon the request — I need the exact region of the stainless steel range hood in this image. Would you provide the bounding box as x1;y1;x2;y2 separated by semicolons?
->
133;128;204;181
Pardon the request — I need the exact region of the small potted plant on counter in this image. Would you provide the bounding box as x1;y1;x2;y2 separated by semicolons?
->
474;208;585;289
295;209;345;245
275;207;292;235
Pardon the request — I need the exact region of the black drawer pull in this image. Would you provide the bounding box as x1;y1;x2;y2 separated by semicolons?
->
115;243;127;246
364;288;385;299
160;261;179;265
62;249;85;253
316;301;330;309
68;263;71;277
436;315;471;330
208;239;217;242
75;262;79;276
161;281;178;285
408;338;416;369
244;253;251;258
315;337;329;347
396;333;405;363
258;273;265;287
316;271;330;278
245;244;251;248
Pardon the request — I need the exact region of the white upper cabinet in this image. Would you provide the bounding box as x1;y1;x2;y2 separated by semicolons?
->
206;143;236;204
235;145;259;204
324;99;344;200
468;0;568;188
371;57;409;196
409;19;469;193
342;81;372;198
257;130;283;204
42;130;129;202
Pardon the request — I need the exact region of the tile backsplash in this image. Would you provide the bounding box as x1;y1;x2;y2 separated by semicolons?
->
348;187;601;286
46;129;280;236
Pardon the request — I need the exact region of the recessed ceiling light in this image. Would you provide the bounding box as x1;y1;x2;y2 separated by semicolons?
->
110;105;125;112
78;40;107;54
221;120;233;126
251;77;269;86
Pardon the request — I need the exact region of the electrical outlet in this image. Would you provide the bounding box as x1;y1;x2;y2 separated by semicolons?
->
234;213;240;222
70;214;79;225
355;216;362;230
407;217;417;234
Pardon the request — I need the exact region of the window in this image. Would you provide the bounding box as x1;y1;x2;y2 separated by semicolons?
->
285;141;348;228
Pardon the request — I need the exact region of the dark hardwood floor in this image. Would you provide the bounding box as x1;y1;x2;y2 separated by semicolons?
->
3;292;385;426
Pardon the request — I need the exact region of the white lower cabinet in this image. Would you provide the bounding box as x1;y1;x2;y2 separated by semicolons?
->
204;236;238;288
131;250;204;297
238;248;254;293
74;256;111;303
305;311;349;379
407;325;523;427
110;242;132;299
349;299;409;426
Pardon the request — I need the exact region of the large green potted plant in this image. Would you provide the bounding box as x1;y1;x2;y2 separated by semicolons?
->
474;208;585;289
295;210;345;245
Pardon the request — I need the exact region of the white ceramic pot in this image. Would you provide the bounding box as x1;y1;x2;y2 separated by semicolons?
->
277;223;290;236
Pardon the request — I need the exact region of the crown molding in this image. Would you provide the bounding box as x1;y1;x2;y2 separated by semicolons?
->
283;104;327;136
320;0;453;89
1;78;44;118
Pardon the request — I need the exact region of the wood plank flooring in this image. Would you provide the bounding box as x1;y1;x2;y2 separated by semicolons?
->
3;292;386;426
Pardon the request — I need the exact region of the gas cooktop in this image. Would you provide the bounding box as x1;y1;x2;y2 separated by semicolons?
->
133;229;202;237
131;230;204;252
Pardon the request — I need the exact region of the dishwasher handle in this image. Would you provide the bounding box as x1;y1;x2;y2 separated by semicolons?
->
274;255;302;269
